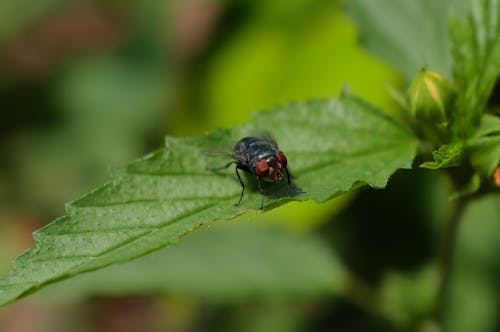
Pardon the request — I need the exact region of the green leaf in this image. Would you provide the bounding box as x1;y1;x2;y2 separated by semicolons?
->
347;0;462;81
34;221;345;303
444;195;500;332
467;135;500;176
449;0;500;139
420;143;464;169
200;5;399;131
0;95;417;306
378;265;440;329
467;114;500;177
449;173;482;200
475;114;500;137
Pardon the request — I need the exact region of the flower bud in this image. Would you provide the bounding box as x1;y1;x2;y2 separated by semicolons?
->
407;68;451;124
494;166;500;187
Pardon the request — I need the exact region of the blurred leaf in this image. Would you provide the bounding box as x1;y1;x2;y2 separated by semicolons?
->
449;0;500;139
449;173;482;200
0;94;417;306
475;114;500;137
467;113;500;179
445;274;497;332
229;302;304;332
231;0;325;22
453;195;500;268
9;56;170;215
378;265;440;329
444;194;500;332
1;0;173;215
58;57;170;134
347;0;462;81
199;6;399;131
467;135;500;176
12;129;143;215
0;0;67;42
420;143;463;169
35;221;344;303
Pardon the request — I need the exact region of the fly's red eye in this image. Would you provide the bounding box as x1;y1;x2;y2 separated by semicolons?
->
276;152;287;167
256;159;270;177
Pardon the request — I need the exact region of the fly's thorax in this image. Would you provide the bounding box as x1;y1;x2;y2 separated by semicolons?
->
233;140;275;166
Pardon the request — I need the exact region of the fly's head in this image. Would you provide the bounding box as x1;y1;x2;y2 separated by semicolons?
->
255;151;288;182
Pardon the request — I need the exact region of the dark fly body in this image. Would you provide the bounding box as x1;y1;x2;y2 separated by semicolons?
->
223;136;291;210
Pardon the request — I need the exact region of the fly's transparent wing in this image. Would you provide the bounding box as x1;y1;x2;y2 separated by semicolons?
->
202;143;235;172
253;131;279;149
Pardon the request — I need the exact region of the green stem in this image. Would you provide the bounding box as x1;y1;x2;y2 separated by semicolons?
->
436;184;472;321
343;272;379;316
343;273;403;331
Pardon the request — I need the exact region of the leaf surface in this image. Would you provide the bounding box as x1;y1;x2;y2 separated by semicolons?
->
35;221;345;303
467;135;500;176
475;114;500;137
467;113;500;176
347;0;462;81
449;0;500;139
0;95;417;306
445;194;500;332
420;143;463;169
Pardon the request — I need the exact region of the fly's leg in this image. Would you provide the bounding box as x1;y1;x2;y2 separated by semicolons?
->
207;161;234;172
285;167;291;186
235;166;245;206
256;176;265;210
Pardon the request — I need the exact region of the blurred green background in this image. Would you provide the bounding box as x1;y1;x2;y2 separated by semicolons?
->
0;0;498;331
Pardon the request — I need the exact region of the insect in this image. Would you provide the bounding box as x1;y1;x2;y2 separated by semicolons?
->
221;136;291;210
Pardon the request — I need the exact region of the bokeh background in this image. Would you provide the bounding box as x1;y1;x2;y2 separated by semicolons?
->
1;0;499;331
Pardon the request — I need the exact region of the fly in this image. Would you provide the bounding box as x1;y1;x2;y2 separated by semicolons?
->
220;136;291;210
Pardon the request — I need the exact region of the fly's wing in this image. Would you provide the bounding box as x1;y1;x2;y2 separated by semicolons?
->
202;149;233;159
202;143;235;171
253;131;279;149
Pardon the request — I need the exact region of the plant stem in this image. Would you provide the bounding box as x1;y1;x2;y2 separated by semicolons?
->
436;194;469;321
343;273;403;331
344;272;379;316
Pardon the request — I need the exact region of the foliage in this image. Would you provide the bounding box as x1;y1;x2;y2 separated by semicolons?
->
347;0;464;81
34;220;345;303
449;0;500;139
0;95;417;306
420;143;463;169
